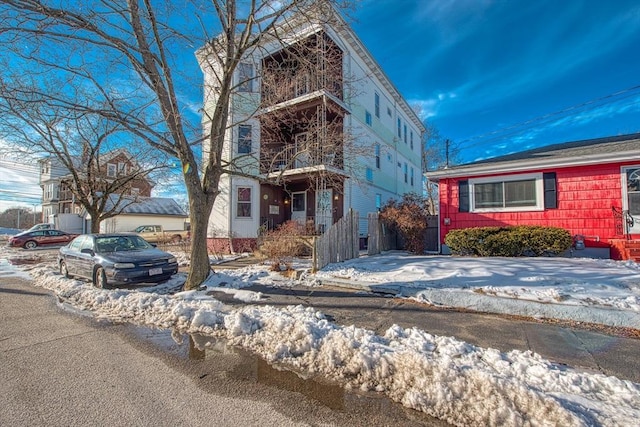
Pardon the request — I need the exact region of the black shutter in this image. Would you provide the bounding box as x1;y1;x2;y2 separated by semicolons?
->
543;172;557;209
459;180;469;212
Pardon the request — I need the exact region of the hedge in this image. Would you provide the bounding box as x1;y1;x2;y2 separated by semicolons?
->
444;225;573;257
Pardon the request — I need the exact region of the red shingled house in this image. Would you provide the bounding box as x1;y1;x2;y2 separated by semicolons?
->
426;134;640;261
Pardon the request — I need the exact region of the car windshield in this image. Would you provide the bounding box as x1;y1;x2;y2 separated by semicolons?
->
94;235;153;253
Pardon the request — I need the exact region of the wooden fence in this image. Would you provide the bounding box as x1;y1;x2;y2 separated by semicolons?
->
367;212;397;255
313;208;359;271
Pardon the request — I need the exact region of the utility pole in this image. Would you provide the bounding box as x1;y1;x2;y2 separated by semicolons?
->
445;139;450;168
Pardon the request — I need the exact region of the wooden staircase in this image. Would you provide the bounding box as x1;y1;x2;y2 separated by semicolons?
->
610;239;640;262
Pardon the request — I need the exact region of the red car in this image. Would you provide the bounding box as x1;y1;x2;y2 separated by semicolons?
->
8;229;77;249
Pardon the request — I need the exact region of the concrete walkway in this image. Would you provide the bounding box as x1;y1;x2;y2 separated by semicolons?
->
212;261;640;383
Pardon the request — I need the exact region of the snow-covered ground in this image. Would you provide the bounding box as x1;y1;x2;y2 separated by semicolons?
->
315;253;640;329
1;247;640;426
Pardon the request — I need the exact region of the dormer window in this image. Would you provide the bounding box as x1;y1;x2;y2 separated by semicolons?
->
107;163;116;177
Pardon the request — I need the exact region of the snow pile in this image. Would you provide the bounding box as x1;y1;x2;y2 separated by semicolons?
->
24;263;640;427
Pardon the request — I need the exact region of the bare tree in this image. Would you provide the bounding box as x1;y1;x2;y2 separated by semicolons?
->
0;0;351;289
0;207;36;229
0;77;171;232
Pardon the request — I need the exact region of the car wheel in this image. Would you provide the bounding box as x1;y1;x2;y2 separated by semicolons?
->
59;260;72;279
94;267;108;289
23;240;37;249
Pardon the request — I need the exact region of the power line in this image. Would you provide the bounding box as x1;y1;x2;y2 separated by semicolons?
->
454;83;640;153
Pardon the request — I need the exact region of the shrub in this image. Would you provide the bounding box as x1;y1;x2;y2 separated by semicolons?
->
379;192;431;254
257;220;309;271
444;225;572;257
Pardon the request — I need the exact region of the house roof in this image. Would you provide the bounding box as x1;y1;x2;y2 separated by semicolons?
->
426;133;640;181
103;195;187;217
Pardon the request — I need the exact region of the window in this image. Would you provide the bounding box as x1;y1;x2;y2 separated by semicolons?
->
238;62;253;92
387;106;392;117
107;163;116;178
366;167;373;182
397;118;401;138
403;163;408;183
410;131;414;149
410;167;414;186
374;144;380;169
118;162;126;175
403;124;407;144
375;193;382;211
238;125;252;154
237;187;252;217
374;92;380;118
365;111;372;126
468;174;544;212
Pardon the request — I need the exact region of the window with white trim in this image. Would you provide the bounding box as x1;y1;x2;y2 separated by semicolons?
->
236;187;252;217
469;173;544;212
366;167;373;182
107;163;116;177
365;111;372;126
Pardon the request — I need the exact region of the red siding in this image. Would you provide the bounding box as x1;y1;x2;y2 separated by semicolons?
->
439;162;638;249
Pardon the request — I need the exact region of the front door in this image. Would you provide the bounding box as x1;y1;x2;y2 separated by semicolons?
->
623;166;640;234
291;191;306;225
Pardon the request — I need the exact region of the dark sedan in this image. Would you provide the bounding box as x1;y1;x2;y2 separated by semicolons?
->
58;233;179;288
8;229;77;249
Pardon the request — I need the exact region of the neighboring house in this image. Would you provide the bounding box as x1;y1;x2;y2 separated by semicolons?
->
39;148;153;221
97;195;188;233
426;133;640;260
198;5;425;249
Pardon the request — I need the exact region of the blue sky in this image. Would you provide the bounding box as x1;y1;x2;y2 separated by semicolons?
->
352;0;640;161
2;0;640;211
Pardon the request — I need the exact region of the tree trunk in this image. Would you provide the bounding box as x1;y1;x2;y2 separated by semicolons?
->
183;185;216;290
89;211;101;233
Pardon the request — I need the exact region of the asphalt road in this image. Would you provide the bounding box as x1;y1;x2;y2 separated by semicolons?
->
0;276;447;427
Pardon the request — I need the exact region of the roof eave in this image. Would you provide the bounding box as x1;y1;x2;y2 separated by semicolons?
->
426;151;640;181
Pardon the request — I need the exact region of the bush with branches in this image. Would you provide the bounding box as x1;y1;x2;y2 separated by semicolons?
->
445;225;573;257
257;220;309;271
379;192;431;254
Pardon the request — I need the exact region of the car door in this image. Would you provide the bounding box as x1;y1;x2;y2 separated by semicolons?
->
76;237;96;279
46;230;70;246
62;236;84;276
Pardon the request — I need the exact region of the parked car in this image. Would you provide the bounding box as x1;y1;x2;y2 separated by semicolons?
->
58;233;179;288
27;223;55;232
8;229;77;249
132;225;190;244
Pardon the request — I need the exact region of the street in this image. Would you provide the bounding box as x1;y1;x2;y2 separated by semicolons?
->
0;275;445;427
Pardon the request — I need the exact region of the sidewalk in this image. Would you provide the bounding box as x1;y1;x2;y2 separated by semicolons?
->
208;277;640;384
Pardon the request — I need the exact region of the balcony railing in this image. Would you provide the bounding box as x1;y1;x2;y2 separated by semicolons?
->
262;144;341;174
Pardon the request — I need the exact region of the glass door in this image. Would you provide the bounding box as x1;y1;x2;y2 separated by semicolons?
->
623;167;640;234
291;191;306;225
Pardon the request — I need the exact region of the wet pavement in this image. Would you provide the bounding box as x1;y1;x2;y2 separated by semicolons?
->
208;277;640;384
123;325;448;426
